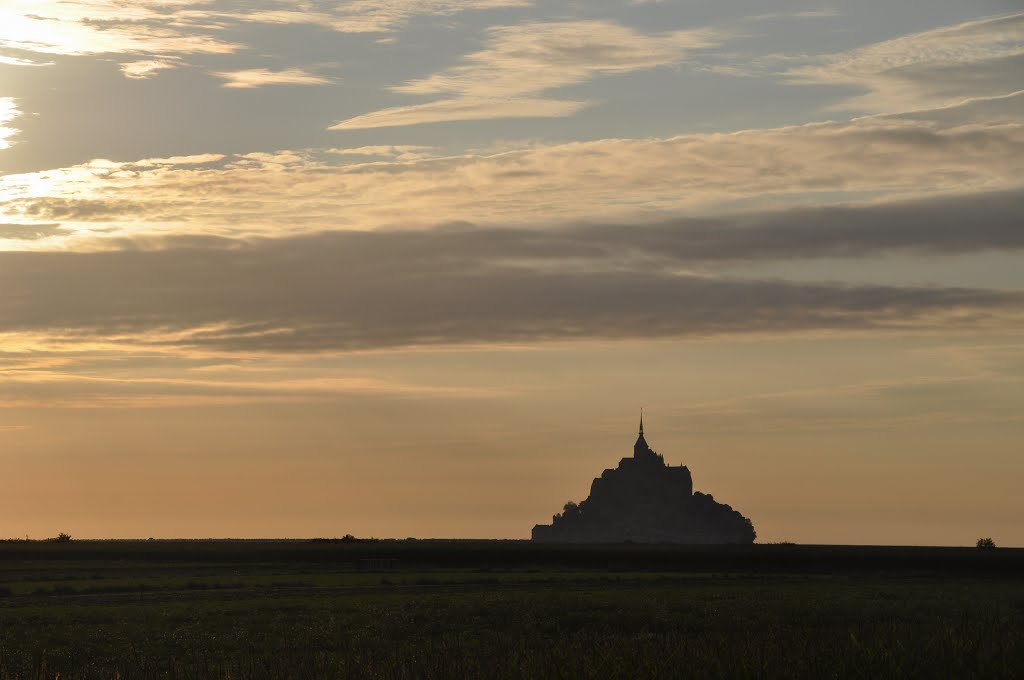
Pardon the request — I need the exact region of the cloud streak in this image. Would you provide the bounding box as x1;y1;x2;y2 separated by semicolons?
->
1;194;1022;353
332;20;720;128
119;59;181;80
0;97;21;151
212;68;333;88
788;12;1024;113
584;190;1024;261
0;0;530;80
243;0;532;34
0;223;64;241
331;97;589;129
0;0;240;59
4;114;1022;241
0;369;506;409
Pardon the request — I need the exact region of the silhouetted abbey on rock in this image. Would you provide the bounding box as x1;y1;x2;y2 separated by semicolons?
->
532;417;755;544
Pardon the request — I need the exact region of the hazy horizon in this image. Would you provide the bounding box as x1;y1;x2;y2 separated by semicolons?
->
1;0;1022;547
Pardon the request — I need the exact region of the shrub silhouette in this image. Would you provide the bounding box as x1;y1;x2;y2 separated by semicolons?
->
976;537;996;550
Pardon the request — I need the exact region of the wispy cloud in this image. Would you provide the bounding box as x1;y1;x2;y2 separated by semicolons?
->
331;20;721;128
0;223;64;241
1;189;1023;353
333;97;589;129
0;0;240;59
135;154;226;167
0;0;534;80
243;0;533;34
0;97;21;151
0;1;500;89
787;12;1024;113
326;145;436;161
0;55;52;67
745;8;843;22
4;114;1022;240
119;59;181;80
212;67;333;89
0;368;506;409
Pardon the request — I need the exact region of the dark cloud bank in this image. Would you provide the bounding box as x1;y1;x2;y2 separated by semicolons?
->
2;190;1022;351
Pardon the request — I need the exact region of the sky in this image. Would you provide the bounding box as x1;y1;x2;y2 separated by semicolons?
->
1;0;1022;545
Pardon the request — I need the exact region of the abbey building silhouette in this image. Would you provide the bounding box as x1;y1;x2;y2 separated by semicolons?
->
532;416;755;543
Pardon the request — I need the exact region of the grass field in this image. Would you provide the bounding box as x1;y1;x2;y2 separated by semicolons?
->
1;541;1022;678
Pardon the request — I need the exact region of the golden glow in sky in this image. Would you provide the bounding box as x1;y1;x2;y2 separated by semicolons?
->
0;1;1022;544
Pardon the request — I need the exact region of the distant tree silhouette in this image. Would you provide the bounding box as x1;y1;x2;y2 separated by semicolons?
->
49;533;72;543
741;517;757;544
976;537;996;550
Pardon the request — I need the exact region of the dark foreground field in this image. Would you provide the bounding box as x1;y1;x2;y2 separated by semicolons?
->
1;541;1022;679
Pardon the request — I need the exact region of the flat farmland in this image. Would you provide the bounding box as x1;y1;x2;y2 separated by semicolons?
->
1;541;1022;679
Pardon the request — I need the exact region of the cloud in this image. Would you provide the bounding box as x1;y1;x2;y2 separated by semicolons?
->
134;154;226;167
243;0;533;34
787;12;1024;113
0;0;241;60
745;9;843;22
64;186;1024;262
0;223;64;241
4;115;1022;240
326;145;435;161
331;20;720;128
587;189;1024;261
390;21;718;97
211;68;333;89
891;89;1024;126
0;193;1022;353
0;97;21;151
0;368;506;409
0;0;533;76
0;55;52;67
331;97;589;129
119;59;181;79
0;0;530;84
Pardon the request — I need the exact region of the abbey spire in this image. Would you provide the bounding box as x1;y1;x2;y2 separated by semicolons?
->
634;409;651;457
